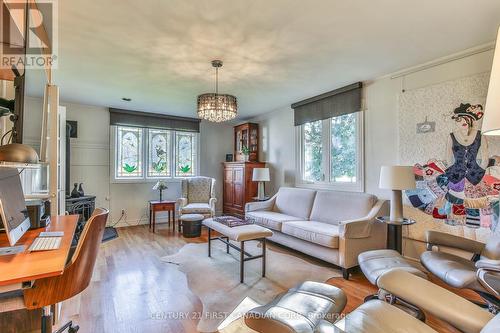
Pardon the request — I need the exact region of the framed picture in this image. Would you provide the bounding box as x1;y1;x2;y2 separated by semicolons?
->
225;154;233;162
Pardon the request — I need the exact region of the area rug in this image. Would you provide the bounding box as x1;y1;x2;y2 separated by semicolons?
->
161;241;340;332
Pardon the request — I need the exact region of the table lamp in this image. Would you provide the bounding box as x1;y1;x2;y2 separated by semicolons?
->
482;26;500;232
379;166;416;221
152;180;168;201
253;168;270;200
483;26;500;136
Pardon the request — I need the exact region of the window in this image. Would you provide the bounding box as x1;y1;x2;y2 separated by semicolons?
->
148;129;171;178
116;126;143;178
303;120;323;182
113;126;199;181
175;132;197;177
297;112;363;191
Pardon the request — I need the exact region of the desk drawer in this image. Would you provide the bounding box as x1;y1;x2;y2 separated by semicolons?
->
152;202;175;211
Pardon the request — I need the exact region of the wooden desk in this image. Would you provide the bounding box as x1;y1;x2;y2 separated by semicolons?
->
149;200;176;233
0;215;78;287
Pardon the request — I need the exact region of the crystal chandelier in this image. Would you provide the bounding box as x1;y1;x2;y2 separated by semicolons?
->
197;60;237;122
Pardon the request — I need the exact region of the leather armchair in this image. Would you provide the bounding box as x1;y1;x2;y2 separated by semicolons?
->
420;231;500;312
177;177;216;218
377;270;499;333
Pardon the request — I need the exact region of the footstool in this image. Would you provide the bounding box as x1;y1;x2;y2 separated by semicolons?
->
358;249;429;319
202;218;273;283
180;214;204;238
358;249;428;285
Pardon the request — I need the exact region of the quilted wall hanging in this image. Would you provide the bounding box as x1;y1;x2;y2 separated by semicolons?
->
399;72;500;231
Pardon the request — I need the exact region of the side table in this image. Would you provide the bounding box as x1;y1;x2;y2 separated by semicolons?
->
149;200;176;233
376;216;416;254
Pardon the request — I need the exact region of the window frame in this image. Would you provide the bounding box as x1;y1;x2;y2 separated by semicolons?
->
295;112;364;192
111;125;200;183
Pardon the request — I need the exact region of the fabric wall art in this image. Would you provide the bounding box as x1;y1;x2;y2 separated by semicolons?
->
399;72;500;232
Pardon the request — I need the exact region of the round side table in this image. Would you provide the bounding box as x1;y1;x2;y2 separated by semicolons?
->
376;216;416;254
180;214;205;238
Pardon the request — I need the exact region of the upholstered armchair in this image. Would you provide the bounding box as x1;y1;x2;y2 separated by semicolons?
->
177;177;216;218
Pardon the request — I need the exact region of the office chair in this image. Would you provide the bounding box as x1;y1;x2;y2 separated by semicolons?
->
69;200;95;247
420;230;500;313
23;208;109;333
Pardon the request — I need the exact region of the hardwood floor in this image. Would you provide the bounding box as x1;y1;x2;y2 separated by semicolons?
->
6;224;485;333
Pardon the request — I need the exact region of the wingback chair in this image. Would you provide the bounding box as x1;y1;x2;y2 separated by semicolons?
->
177;177;216;218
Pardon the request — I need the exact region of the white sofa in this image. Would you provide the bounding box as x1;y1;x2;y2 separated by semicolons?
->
245;187;389;279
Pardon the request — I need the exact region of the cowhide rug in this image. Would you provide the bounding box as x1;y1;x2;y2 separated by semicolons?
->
161;240;340;332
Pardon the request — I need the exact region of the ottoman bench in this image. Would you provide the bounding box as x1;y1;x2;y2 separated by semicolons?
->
202;218;273;283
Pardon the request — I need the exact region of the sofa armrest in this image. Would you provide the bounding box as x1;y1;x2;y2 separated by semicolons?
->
426;230;485;254
338;200;389;269
378;270;493;333
245;195;276;213
177;197;188;211
338;199;388;239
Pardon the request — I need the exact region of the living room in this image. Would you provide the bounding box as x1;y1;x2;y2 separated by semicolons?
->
1;1;500;333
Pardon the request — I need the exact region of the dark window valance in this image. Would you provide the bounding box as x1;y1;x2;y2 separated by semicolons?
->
109;108;200;132
292;82;362;126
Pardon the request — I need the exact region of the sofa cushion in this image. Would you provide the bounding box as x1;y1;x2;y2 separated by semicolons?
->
273;187;316;220
246;211;302;231
309;191;377;225
281;221;339;249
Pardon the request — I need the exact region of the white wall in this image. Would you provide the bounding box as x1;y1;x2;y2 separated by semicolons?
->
251;48;496;258
23;98;234;227
251;107;296;195
252;49;495;198
365;49;495;197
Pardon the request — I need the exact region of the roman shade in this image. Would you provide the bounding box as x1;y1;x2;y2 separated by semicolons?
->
109;108;200;132
292;82;362;126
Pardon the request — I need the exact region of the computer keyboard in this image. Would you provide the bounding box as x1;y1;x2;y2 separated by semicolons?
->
29;236;62;251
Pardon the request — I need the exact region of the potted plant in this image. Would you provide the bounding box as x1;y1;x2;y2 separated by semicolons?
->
242;145;250;162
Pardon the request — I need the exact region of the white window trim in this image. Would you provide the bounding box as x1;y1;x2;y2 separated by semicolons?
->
295;112;364;192
110;125;201;183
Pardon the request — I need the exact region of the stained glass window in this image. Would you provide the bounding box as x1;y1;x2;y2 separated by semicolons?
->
148;129;170;177
175;132;197;177
116;126;143;178
114;126;198;181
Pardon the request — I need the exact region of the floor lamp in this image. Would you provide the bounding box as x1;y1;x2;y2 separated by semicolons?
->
378;165;416;253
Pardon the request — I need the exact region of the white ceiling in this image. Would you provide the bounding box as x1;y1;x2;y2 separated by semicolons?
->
29;0;500;119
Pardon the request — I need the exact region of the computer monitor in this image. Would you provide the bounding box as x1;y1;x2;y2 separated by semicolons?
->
0;168;30;246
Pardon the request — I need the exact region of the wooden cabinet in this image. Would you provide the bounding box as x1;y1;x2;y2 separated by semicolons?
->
234;123;259;162
223;162;265;217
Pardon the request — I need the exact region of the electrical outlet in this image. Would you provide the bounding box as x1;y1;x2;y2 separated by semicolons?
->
121;209;125;215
